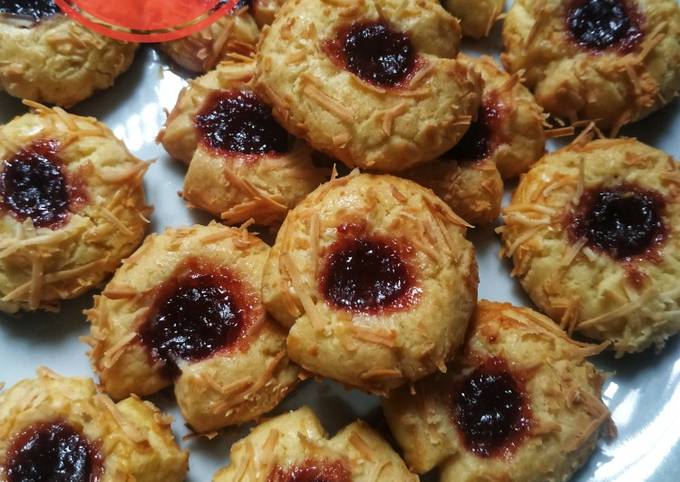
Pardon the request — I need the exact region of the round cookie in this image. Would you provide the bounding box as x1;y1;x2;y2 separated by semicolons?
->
0;1;136;107
500;137;680;355
212;406;418;481
0;369;188;482
383;300;610;482
0;103;150;313
262;173;478;394
443;0;504;38
502;0;680;132
160;59;329;225
254;0;482;172
86;222;300;433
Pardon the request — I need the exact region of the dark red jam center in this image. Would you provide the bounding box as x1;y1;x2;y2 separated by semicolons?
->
567;0;643;52
268;460;351;482
447;102;502;164
0;0;59;20
0;141;84;229
139;259;257;379
6;421;103;482
328;20;416;87
568;184;666;260
452;357;531;458
320;224;418;313
195;90;289;156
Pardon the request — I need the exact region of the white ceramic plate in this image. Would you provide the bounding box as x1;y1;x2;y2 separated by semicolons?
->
1;7;679;481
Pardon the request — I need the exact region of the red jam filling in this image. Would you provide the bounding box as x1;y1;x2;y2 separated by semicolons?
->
568;184;666;261
326;20;416;88
0;0;60;20
0;140;86;229
268;460;351;482
320;224;419;314
566;0;643;52
139;259;260;379
6;421;103;482
195;90;289;156
451;357;532;458
447;101;502;164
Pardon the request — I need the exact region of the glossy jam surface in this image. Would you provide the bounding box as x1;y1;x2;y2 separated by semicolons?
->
327;20;416;87
320;224;419;314
567;0;643;52
195;90;289;156
139;259;257;378
452;357;531;458
569;184;666;260
0;141;84;229
447;101;502;163
0;0;59;20
268;460;351;482
6;421;103;482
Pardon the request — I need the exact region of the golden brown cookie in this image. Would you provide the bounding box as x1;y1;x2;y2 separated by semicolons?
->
212;406;418;481
0;368;188;482
500;137;680;355
0;103;150;313
383;301;610;482
86;222;300;433
443;0;504;38
254;0;482;172
0;4;136;107
502;0;680;132
262;173;478;394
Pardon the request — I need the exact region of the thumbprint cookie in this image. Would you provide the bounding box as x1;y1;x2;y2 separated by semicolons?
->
502;0;680;132
0;103;150;313
383;301;610;482
0;0;136;107
262;173;478;394
254;0;482;172
159;58;329;226
86;222;300;433
443;0;504;38
500;137;680;355
212;406;418;481
0;369;188;482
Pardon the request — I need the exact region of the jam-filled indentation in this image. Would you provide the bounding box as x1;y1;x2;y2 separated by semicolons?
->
6;420;103;482
320;224;419;314
195;90;289;156
268;459;351;482
451;357;532;458
568;184;666;260
0;0;60;21
566;0;643;52
447;101;502;164
326;20;417;88
139;259;260;379
0;140;85;229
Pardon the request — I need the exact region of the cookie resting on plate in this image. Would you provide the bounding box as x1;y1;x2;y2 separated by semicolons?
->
212;406;418;481
0;369;188;482
86;222;300;433
0;103;150;313
262;172;478;394
442;0;504;39
383;300;610;482
501;137;680;355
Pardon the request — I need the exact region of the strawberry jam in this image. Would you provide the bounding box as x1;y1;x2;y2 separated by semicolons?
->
451;357;531;458
447;101;502;163
320;224;419;314
195;90;289;156
139;259;259;379
327;20;416;87
0;140;85;229
567;0;643;52
0;0;60;21
6;421;103;482
568;184;666;260
268;460;351;482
